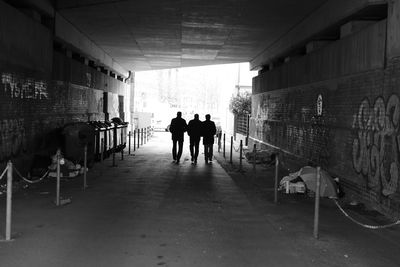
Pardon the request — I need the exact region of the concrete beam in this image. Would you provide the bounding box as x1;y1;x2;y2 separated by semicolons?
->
55;13;129;77
387;0;400;59
250;0;386;70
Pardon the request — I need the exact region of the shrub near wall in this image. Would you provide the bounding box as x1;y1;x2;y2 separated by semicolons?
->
252;20;400;217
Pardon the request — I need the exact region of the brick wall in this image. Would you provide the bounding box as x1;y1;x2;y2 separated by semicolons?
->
0;51;129;166
0;2;130;170
251;20;400;218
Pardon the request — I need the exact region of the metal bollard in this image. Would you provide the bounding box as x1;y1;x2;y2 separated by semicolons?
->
239;140;243;170
134;130;137;151
218;132;221;152
112;147;116;167
56;150;61;206
100;138;104;162
230;136;233;164
137;129;140;149
83;144;88;190
5;161;12;241
121;131;124;160
274;154;279;204
313;166;321;239
128;131;131;155
141;128;143;146
223;133;226;158
253;144;256;171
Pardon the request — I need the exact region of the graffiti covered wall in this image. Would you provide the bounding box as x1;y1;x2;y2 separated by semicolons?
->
251;85;334;168
252;65;400;215
0;52;129;163
352;94;400;197
251;20;400;216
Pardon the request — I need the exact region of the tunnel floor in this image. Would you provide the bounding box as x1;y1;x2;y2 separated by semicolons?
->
0;132;400;267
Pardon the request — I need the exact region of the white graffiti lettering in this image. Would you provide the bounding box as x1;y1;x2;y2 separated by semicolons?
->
1;73;48;99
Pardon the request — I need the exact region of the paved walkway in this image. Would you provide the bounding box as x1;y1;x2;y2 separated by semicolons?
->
0;132;400;267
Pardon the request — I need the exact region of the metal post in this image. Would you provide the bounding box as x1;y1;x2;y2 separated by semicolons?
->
112;147;116;167
121;131;124;160
83;144;87;190
56;150;61;206
274;154;279;204
246;114;250;146
253;144;256;171
128;131;131;155
223;133;226;158
144;128;147;144
133;130;136;151
112;131;116;167
218;132;221;152
100;138;104;161
239;140;243;170
137;129;140;149
313;166;321;239
141;128;143;146
230;136;233;164
5;161;12;241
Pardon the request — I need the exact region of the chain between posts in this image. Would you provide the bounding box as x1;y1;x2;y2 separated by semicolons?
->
0;165;8;181
13;168;49;184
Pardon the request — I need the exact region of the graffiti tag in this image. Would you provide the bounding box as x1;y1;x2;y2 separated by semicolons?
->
352;95;399;196
1;73;48;99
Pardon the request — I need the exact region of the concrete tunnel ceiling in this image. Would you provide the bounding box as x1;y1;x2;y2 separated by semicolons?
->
55;0;332;72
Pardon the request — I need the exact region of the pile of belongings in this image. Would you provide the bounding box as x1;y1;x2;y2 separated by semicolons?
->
48;151;85;178
245;148;277;164
279;166;340;198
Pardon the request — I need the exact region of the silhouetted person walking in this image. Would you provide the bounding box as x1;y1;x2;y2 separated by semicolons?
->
187;114;202;164
202;114;216;164
169;111;187;163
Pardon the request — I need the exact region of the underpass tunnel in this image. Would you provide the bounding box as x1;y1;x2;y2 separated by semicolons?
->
1;0;400;247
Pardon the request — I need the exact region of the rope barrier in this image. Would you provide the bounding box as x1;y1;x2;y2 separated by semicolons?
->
0;166;8;180
333;199;400;229
13;167;49;184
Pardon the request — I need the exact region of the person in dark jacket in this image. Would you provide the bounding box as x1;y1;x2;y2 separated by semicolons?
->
187;114;202;164
202;114;216;164
169;111;187;163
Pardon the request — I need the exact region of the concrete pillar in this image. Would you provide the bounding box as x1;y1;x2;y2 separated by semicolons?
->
387;0;400;59
129;72;135;132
